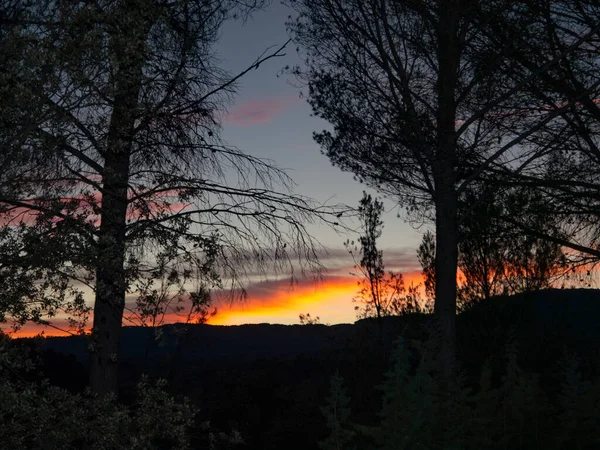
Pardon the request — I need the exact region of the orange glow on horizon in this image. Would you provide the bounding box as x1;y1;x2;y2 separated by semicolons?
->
208;271;425;326
3;321;88;339
6;271;425;338
208;277;359;325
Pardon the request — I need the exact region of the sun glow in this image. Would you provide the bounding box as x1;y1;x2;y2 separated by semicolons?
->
208;271;425;325
5;271;425;338
208;276;359;325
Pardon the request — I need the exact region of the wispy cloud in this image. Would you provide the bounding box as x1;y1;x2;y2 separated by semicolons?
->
209;267;424;326
316;246;421;276
226;96;301;127
8;246;423;336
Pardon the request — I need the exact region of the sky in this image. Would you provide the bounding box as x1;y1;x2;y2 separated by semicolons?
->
9;2;428;337
205;2;426;325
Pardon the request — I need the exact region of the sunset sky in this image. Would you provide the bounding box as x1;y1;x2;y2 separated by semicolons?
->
207;3;426;325
9;3;428;337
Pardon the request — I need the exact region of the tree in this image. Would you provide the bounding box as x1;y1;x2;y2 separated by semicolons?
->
459;187;568;306
299;312;321;325
417;230;436;304
417;185;568;310
345;192;419;323
0;0;340;395
475;0;600;267
318;372;356;450
287;0;596;370
496;193;567;294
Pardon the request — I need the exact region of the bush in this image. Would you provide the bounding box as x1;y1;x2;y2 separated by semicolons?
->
0;376;195;450
0;333;195;449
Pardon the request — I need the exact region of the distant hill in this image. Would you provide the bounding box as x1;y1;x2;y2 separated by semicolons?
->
15;288;600;450
38;288;600;369
459;287;600;338
41;322;357;367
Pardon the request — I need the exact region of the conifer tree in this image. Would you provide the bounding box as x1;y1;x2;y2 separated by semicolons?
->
319;372;356;450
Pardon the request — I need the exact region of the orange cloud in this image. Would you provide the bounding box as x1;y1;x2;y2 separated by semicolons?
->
2;318;86;339
209;271;424;325
6;269;425;338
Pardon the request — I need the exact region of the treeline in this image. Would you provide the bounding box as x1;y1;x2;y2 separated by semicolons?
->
320;331;600;450
2;0;600;448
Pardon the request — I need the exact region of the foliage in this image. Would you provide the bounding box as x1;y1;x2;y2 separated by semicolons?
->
417;231;436;305
554;351;599;449
287;0;597;367
299;313;321;325
416;187;568;311
131;258;216;329
0;331;252;449
0;0;343;393
0;363;195;450
318;372;356;450
458;187;568;309
322;327;600;450
378;337;438;450
0;224;90;333
478;0;600;264
346;192;424;319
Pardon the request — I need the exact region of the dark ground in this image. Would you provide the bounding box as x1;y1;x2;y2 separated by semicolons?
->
23;288;600;449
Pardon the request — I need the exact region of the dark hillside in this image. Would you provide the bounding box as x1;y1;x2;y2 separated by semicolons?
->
458;288;600;381
24;288;600;449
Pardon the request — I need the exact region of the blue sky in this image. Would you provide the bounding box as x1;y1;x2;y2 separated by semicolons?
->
216;2;424;252
182;2;429;325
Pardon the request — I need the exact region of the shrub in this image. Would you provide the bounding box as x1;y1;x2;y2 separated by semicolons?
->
0;376;195;450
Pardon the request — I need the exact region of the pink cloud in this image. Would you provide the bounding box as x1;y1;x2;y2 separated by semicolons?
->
226;96;301;127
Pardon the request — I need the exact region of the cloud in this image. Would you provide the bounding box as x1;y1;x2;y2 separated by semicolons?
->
315;246;421;276
226;245;420;279
209;274;358;325
226;96;301;127
380;247;423;272
209;268;424;326
9;246;423;336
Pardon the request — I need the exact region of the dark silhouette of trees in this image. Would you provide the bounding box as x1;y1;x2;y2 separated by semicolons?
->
345;192;420;322
318;372;356;450
417;186;568;310
287;0;597;370
346;193;386;320
0;0;341;395
477;1;600;266
417;231;436;305
299;313;321;325
458;186;567;306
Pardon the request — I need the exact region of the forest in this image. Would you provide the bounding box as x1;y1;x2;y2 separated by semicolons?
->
1;0;600;448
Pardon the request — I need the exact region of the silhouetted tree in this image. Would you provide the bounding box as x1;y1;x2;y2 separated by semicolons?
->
345;193;418;322
417;231;436;305
418;187;567;310
0;332;197;448
476;0;600;265
287;0;593;373
319;372;356;450
458;187;567;307
0;0;342;395
299;312;321;325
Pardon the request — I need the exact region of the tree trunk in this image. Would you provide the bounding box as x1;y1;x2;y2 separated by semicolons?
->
89;1;148;396
434;185;458;373
434;0;461;377
89;148;133;396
